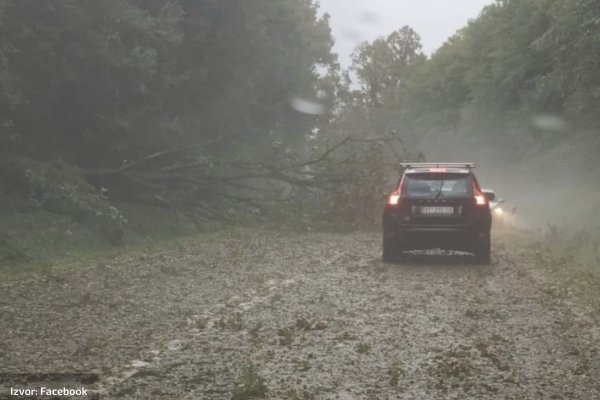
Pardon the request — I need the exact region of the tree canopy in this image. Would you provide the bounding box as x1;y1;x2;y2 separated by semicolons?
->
343;0;600;171
0;0;336;167
1;0;599;245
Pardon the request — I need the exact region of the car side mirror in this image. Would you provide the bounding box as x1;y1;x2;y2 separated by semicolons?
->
482;189;495;202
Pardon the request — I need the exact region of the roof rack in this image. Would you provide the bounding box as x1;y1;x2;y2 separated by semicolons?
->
400;162;476;169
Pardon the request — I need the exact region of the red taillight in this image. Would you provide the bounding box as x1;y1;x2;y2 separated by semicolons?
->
475;194;487;205
388;193;400;205
472;182;487;206
387;176;404;206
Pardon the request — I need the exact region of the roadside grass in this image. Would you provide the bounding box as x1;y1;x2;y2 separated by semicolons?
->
0;202;376;282
0;230;228;282
0;207;236;282
503;225;600;314
538;227;600;313
231;365;268;400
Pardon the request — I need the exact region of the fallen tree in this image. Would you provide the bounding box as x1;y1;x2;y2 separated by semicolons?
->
84;133;420;224
0;131;421;250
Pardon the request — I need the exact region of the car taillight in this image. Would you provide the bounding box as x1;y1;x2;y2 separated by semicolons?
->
472;182;487;206
388;193;400;205
387;176;404;206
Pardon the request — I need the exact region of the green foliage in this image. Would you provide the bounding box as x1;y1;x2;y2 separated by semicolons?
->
0;0;186;165
0;0;336;166
405;0;599;162
352;26;426;108
533;0;600;121
0;236;28;264
231;365;268;400
262;134;420;231
343;0;600;180
2;158;127;243
0;0;342;241
291;26;427;229
313;143;388;230
343;26;426;140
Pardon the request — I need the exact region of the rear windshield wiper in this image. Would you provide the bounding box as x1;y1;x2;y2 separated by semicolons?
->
434;182;444;199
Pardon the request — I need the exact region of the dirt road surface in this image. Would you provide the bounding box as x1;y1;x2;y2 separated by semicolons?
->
1;228;599;399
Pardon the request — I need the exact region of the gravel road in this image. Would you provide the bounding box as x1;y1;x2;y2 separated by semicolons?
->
1;228;599;399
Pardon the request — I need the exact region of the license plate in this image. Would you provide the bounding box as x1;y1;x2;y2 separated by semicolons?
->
420;206;454;215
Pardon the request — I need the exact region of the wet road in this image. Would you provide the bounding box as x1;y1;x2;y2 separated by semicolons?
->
1;229;599;399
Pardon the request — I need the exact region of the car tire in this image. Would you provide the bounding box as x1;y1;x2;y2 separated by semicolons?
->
382;233;397;263
474;234;491;264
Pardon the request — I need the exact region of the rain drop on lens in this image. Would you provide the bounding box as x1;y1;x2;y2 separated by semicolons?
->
290;96;326;115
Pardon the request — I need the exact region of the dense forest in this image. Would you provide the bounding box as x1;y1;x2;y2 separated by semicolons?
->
0;0;351;252
333;0;600;227
345;0;600;177
1;0;599;261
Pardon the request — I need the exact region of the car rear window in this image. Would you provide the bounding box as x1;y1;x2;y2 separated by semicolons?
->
401;173;473;199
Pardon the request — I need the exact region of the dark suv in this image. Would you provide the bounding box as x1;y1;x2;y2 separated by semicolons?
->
382;163;493;263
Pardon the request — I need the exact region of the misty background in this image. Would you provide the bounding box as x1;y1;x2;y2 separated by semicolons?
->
1;3;599;397
0;0;599;266
319;0;494;62
320;0;599;230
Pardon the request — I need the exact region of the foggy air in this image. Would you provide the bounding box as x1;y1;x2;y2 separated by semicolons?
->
0;1;598;399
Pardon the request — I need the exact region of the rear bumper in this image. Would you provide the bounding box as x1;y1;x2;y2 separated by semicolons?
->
400;225;474;233
382;204;492;251
385;224;489;251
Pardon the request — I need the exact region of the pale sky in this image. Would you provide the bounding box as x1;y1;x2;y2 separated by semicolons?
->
318;0;494;67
